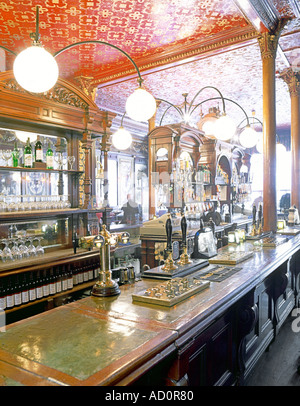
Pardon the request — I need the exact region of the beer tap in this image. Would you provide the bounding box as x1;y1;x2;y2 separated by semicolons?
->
91;224;121;297
178;214;192;265
250;204;257;236
162;214;178;272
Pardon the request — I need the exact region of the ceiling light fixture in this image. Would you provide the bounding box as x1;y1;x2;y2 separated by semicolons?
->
157;86;251;142
111;113;133;151
1;6;156;123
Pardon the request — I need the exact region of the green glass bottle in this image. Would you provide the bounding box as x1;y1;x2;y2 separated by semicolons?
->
12;142;19;167
46;141;54;169
24;137;33;168
35;135;43;163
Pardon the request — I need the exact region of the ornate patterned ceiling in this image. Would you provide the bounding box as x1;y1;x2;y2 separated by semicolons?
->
0;0;299;132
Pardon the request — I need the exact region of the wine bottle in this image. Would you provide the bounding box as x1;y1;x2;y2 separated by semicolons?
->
78;264;84;284
29;272;37;302
62;266;68;291
72;263;79;286
36;271;43;299
21;273;29;304
12;142;19;167
42;270;50;297
83;260;89;282
55;268;62;293
88;259;94;280
35;135;43;163
46;142;54;169
6;277;15;309
24;137;33;168
49;268;56;296
67;264;73;290
0;278;7;310
14;275;22;307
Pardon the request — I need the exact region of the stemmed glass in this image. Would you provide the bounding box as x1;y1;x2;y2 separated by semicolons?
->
54;152;67;170
35;237;44;256
2;150;12;167
11;238;22;261
18;238;30;258
27;237;36;257
67;156;75;170
1;239;13;262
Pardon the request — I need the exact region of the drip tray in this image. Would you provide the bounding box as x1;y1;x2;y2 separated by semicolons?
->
197;265;242;282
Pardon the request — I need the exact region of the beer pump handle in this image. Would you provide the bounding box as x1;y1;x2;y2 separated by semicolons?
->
252;204;256;225
181;215;187;246
166;214;172;252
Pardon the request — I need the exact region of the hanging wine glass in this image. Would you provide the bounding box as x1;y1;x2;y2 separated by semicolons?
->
11;238;22;261
27;237;37;257
35;237;44;256
1;239;13;262
18;238;30;258
67;155;75;170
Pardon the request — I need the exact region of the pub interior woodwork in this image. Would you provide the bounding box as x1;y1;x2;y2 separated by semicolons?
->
0;0;299;388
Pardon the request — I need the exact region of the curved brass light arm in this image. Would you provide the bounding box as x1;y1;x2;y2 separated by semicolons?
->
238;116;263;129
0;45;17;56
156;97;184;126
53;40;143;85
189;86;226;114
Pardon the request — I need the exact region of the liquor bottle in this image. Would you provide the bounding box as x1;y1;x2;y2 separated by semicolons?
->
46;142;54;169
24;137;33;168
12;142;19;167
42;270;50;297
0;278;7;310
21;273;29;304
14;275;22;307
49;268;56;296
72;263;79;286
77;263;84;284
29;272;37;302
36;271;43;299
35;135;43;163
6;277;15;309
83;260;89;283
67;264;73;290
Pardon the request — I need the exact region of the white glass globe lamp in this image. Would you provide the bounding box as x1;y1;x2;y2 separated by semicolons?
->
125;87;157;122
112;127;132;150
276;142;286;156
239;126;259;149
256;132;263;153
13;45;59;93
213;114;236;141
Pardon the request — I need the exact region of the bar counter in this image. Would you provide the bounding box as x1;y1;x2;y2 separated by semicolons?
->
0;233;299;386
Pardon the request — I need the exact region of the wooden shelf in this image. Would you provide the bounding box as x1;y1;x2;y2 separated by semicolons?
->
4;279;96;314
0;165;83;175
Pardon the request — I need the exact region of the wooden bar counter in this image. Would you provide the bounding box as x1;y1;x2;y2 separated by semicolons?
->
0;232;300;386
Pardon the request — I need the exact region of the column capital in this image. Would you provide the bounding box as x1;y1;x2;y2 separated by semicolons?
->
279;68;300;97
257;18;288;59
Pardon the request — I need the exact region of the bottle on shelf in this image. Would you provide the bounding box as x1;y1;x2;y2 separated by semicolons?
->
0;278;7;310
35;135;43;163
55;267;62;294
14;275;22;307
12;142;19;167
49;268;56;296
67;264;73;290
62;266;68;292
21;273;29;304
46;141;54;169
83;260;89;283
88;259;94;281
24;137;33;168
77;263;84;285
29;272;37;302
42;270;50;297
36;271;44;300
72;263;79;286
6;277;15;309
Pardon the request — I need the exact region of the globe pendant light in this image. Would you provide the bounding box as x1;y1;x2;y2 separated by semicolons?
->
214;114;236;141
239;125;258;148
126;86;157;122
256;132;263;153
13;45;59;93
112;126;132;150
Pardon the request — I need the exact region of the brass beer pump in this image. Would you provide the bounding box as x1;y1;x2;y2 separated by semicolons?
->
162;214;178;272
250;204;257;236
91;224;121;297
257;202;263;235
178;214;192;265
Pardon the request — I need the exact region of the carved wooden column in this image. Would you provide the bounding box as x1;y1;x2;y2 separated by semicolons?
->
279;68;300;210
257;21;286;232
148;100;161;217
82;130;93;209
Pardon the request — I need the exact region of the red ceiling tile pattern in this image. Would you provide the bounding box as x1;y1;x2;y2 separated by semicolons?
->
0;0;249;81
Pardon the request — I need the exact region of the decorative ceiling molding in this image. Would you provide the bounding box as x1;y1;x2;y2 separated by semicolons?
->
288;0;300;18
96;27;258;87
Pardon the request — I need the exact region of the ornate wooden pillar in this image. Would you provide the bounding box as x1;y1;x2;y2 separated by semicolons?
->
257;21;286;232
279;68;300;210
82;130;93;209
148;100;161;217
